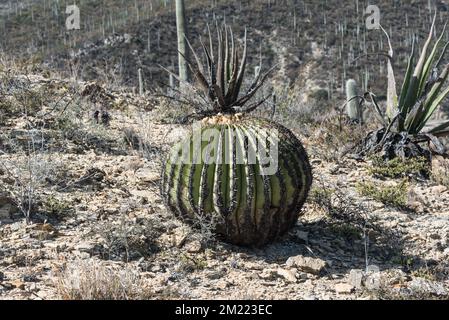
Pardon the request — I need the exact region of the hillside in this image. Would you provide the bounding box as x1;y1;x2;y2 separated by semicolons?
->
1;0;449;97
1;0;449;301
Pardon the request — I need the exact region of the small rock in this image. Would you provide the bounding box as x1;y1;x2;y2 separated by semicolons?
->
216;280;230;290
130;190;153;203
74;242;95;253
43;242;66;251
335;283;354;294
134;168;160;183
286;255;326;275
428;233;441;240
186;240;202;253
207;270;226;280
9;279;26;290
259;269;277;280
364;265;381;290
329;164;339;174
245;262;265;271
408;201;424;213
277;268;298;283
443;247;449;257
430;185;447;195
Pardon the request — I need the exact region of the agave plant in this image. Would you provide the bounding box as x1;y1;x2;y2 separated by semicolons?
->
383;15;449;136
357;15;449;159
160;25;312;246
161;25;277;119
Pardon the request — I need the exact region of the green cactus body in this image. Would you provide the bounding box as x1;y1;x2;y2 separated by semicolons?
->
161;115;312;246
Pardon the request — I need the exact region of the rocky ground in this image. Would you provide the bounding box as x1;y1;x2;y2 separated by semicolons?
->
1;72;449;300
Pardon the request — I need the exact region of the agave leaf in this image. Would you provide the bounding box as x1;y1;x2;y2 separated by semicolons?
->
199;39;219;104
404;97;428;133
418;22;447;97
229;27;235;83
207;24;214;63
398;37;415;114
415;64;449;130
177;46;210;97
241;92;272;114
233;64;278;107
185;36;205;75
435;41;449;69
419;85;449;132
201;38;216;85
380;25;398;120
429;119;449;135
423;133;447;154
159;64;209;106
367;92;388;127
225;42;240;106
224;26;230;86
232;28;248;103
424;64;449;105
402;14;437;113
216;26;225;98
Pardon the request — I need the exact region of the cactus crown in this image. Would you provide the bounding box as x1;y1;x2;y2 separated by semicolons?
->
164;24;276;117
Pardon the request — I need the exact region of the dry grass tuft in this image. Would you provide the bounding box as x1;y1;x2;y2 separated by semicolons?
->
54;259;152;300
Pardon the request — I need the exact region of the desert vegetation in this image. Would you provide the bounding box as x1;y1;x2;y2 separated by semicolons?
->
1;0;449;301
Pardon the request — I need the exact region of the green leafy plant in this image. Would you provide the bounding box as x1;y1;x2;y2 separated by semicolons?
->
381;17;449;136
369;156;430;179
161;25;276;119
355;16;449;159
356;180;409;209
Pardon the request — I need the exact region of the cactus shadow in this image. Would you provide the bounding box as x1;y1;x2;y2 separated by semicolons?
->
232;218;416;277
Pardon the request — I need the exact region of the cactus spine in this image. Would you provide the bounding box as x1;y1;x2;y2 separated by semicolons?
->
346;79;363;122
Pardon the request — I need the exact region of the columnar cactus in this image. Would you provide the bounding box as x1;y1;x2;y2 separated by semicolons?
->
175;0;189;84
161;26;312;247
138;68;144;96
346;79;362;122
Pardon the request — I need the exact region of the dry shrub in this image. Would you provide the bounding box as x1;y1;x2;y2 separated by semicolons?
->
54;259;152;300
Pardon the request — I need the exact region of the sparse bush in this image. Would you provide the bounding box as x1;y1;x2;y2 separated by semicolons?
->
178;253;208;273
307;116;372;161
97;217;163;262
39;195;74;220
0;140;62;223
309;88;329;101
308;181;371;240
356;180;409;209
328;223;362;241
54;259;152;300
369;156;430;179
309;183;370;226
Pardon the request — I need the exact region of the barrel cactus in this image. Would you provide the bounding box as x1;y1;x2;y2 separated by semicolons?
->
161;26;312;246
